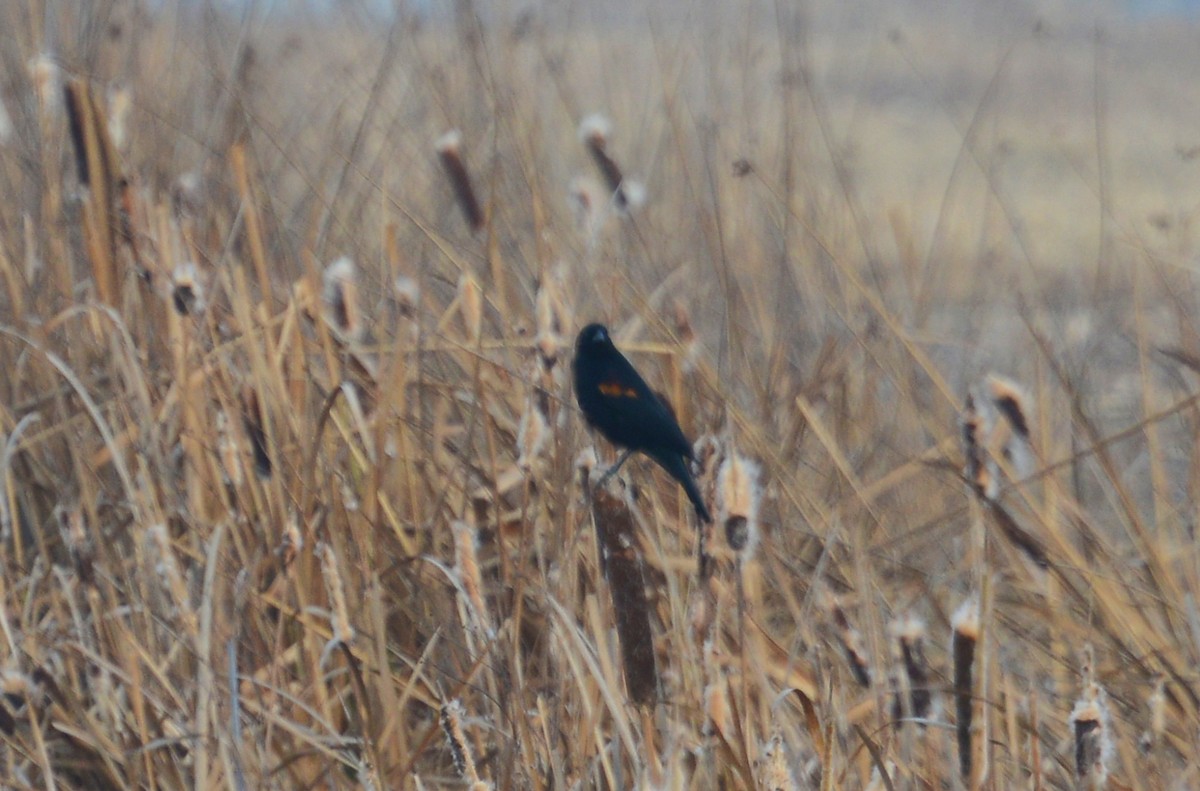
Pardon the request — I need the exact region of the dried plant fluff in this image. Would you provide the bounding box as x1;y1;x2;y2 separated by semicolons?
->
716;451;760;558
106;84;132;151
28;54;62;115
1071;647;1114;788
170;262;205;316
962;373;1035;500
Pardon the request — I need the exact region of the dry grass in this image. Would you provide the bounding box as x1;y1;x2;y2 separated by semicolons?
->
1;0;1200;788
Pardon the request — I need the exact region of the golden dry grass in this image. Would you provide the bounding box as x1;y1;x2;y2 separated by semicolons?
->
1;0;1200;788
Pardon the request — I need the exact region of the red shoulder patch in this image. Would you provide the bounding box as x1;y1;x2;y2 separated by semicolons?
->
598;382;638;398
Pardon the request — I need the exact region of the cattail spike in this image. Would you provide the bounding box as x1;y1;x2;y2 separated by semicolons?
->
436;130;484;231
716;450;760;559
322;256;364;343
579;114;641;212
951;598;980;782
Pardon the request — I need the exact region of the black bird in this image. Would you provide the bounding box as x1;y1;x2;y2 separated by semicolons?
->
573;323;712;522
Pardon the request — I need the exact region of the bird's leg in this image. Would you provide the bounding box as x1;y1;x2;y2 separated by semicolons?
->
593;449;634;491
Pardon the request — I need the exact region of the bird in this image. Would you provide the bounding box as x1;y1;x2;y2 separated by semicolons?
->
572;322;712;523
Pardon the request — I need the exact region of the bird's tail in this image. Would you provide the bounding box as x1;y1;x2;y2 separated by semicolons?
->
650;450;712;523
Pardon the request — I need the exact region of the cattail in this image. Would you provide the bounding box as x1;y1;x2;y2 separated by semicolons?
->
534;279;562;367
28;54;62;116
864;761;899;791
828;597;871;687
962;374;1035;500
890;615;932;725
951;597;980;782
590;479;659;706
457;273;483;342
1139;675;1166;753
147;524;198;637
703;679;730;743
757;732;799;790
57;505;94;586
279;514;303;571
1071;647;1113;788
322;256;364;343
578;114;644;212
171;262;205;316
516;389;549;471
673;302;701;373
0;672;33;736
172;170;204;218
961;392;996;499
451;520;493;639
106;84;132;150
394;275;420;317
316;542;355;663
440;699;492;788
241;386;271;479
716;451;760;558
436;130;484;231
982;374;1034;479
568;176;603;236
216;410;244;488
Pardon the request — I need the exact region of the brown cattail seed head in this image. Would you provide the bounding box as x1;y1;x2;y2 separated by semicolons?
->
578;113;643;212
436;129;485;231
393;275;420;317
322;256;363;343
673;301;701;373
891;615;932;724
1071;694;1113;786
440;699;484;784
951;597;980;781
827;596;871;687
171;262;205;316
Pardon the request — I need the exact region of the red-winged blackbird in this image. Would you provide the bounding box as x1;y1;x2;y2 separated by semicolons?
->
573;323;712;523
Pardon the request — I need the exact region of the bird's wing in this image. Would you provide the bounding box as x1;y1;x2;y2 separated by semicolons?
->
588;355;694;457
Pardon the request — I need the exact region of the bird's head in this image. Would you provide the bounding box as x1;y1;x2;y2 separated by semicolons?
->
575;323;615;355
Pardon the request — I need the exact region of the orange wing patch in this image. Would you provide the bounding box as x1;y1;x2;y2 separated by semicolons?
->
598;382;638;398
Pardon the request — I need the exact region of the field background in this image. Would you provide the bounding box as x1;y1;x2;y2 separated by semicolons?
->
1;0;1200;788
